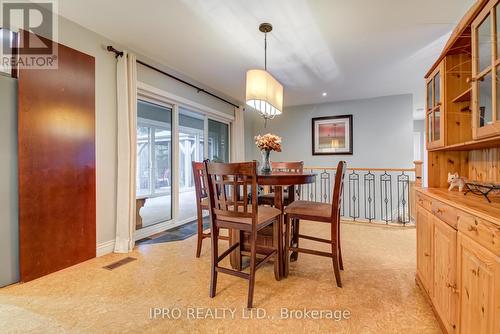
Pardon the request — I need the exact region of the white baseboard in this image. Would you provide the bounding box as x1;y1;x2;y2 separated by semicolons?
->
96;240;115;257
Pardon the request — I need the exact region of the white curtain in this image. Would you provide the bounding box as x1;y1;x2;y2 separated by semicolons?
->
231;106;246;162
114;52;137;253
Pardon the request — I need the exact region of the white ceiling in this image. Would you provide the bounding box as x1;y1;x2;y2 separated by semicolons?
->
58;0;474;117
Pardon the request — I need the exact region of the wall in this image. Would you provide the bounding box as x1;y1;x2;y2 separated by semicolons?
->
137;64;234;116
413;119;427;185
14;14;238;250
413;120;425;161
245;94;415;169
0;75;18;286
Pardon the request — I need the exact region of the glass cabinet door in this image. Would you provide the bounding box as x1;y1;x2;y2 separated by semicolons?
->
472;1;500;139
477;13;492;73
427;113;433;143
426;64;444;148
478;72;493;127
427;81;433;112
434;72;441;107
433;108;441;141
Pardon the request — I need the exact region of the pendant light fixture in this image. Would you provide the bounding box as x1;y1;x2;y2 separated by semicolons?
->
246;23;284;124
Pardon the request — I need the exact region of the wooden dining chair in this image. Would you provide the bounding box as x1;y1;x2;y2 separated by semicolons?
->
204;160;281;308
284;161;346;287
257;161;304;206
192;161;228;258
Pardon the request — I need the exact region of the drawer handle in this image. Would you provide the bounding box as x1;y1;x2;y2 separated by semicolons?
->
424;252;430;257
436;208;444;214
468;226;478;232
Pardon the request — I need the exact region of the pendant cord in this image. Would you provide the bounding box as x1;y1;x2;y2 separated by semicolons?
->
264;32;267;71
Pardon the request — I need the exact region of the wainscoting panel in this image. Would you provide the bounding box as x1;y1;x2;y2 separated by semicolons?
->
18;32;96;282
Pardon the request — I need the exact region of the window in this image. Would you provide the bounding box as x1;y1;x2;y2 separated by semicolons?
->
179;110;204;191
208;119;229;163
135;85;233;231
136;100;172;226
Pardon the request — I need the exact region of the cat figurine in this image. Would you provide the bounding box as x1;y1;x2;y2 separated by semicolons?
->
447;172;466;192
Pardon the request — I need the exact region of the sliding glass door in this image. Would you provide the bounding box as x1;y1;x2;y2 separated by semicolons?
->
136;100;172;229
135;92;232;231
208;119;229;163
178;108;205;222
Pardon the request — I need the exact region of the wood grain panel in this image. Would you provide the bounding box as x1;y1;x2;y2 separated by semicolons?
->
428;151;469;188
468;147;500;183
18;32;96;282
432;216;458;333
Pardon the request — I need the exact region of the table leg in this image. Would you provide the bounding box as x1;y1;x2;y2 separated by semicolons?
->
290;219;299;262
274;185;283;278
286;185;298;263
229;229;241;271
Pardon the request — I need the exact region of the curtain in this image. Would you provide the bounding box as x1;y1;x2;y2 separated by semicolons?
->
231;106;246;162
114;52;137;253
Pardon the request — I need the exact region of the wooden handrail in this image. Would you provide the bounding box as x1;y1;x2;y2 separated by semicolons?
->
304;161;423;174
304;167;416;172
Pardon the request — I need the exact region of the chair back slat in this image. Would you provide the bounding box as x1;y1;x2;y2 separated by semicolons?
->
271;161;303;173
205;161;258;226
331;161;347;219
192;161;207;203
264;161;304;196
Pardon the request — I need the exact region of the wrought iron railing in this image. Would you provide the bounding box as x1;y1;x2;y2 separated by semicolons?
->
300;163;422;225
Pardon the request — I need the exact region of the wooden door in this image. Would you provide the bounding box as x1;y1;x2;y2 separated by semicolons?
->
457;233;500;334
18;32;96;282
432;216;458;333
417;206;433;295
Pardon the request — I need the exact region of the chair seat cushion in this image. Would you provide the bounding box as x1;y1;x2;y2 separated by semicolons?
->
218;206;281;228
284;200;332;219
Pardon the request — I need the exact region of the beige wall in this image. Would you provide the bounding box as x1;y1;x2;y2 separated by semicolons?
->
0;75;18;286
245;94;414;169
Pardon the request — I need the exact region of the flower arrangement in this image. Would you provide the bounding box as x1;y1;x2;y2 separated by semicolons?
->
254;133;282;152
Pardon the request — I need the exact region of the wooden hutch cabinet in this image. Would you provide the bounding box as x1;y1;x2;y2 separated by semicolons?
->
417;1;500;334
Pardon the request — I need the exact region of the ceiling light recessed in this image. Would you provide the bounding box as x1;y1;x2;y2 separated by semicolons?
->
322;92;327;97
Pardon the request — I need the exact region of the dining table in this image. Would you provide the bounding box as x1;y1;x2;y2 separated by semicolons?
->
229;171;316;279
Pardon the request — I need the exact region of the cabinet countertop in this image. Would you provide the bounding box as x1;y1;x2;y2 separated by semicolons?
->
416;187;500;226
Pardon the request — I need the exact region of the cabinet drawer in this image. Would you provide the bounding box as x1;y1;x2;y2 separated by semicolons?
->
431;200;458;229
457;213;500;255
417;193;432;212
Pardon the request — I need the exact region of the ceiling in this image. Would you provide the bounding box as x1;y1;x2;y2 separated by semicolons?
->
58;0;474;117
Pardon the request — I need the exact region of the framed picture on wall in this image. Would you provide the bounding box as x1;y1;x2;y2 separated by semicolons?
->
312;115;353;155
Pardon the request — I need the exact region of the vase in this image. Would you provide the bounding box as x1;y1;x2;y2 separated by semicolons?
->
260;149;271;174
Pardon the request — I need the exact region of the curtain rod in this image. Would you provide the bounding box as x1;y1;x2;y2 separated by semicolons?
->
107;46;240;109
